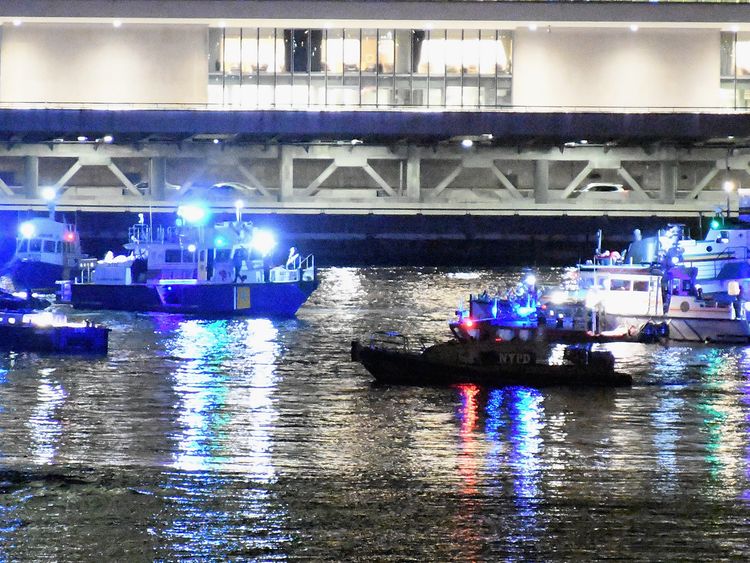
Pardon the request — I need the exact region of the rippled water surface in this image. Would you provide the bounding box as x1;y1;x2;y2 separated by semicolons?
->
2;267;750;561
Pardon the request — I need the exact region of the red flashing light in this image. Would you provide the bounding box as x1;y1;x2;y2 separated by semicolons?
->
64;232;76;242
464;319;474;328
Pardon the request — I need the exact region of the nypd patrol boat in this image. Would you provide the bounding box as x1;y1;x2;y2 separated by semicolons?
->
60;205;317;317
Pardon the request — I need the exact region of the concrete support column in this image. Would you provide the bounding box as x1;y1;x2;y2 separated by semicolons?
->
534;160;549;204
660;161;677;204
279;146;293;201
24;156;39;198
406;148;421;201
149;157;167;200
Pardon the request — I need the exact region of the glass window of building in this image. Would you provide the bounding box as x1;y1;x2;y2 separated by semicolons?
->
361;29;377;73
378;29;395;74
241;28;259;76
720;32;750;109
208;26;513;109
344;29;360;73
445;30;463;76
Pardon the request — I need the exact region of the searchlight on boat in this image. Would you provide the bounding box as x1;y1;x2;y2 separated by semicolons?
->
19;221;35;239
251;229;276;257
177;203;210;226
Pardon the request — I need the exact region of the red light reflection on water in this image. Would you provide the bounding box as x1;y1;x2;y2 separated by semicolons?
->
456;383;480;494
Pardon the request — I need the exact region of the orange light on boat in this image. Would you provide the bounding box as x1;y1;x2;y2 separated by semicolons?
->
64;232;76;241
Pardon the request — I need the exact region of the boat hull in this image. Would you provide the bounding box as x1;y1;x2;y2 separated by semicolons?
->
69;280;318;317
0;323;109;354
351;342;632;388
604;314;750;343
9;260;78;292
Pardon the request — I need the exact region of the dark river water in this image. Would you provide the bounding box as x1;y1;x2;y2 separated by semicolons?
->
2;267;750;561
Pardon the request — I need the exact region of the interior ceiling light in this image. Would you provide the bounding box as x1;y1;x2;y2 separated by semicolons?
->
113;20;122;28
630;24;639;32
528;24;538;32
12;20;22;27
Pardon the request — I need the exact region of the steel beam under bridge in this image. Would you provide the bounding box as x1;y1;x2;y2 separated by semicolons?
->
0;109;748;216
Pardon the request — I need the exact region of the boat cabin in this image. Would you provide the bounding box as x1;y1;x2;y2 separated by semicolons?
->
86;218;314;286
15;217;81;269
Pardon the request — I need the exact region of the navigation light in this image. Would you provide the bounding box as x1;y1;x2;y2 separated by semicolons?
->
187;244;197;253
710;219;720;229
464;319;474;328
64;231;76;242
214;235;226;248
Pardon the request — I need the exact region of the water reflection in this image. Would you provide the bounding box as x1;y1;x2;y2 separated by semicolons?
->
159;316;289;557
168;319;233;472
651;395;682;494
27;369;66;465
699;349;745;494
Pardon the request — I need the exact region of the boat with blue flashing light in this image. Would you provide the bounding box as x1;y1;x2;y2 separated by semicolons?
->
448;273;632;344
60;205;318;317
4;215;85;291
0;310;109;355
351;330;632;388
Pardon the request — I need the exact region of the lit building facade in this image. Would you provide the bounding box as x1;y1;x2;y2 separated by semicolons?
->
0;1;748;215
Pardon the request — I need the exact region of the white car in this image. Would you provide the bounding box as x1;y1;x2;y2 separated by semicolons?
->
577;182;629;200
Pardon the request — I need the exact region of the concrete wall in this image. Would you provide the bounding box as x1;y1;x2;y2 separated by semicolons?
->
513;28;720;109
0;24;207;105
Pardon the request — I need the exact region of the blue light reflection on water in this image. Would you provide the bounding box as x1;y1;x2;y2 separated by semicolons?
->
156;315;290;557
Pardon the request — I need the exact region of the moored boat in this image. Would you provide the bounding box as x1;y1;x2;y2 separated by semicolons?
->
449;274;638;344
0;310;109;354
60;206;318;317
4;216;84;291
351;331;632;388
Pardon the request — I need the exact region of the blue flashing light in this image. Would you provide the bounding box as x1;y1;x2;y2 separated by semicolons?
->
214;236;226;248
251;229;277;257
515;306;536;318
491;299;498;318
710;219;720;229
177;203;210;226
19;221;35;239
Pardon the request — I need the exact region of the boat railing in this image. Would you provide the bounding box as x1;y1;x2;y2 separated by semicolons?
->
77;257;98;283
368;331;428;353
301;254;315;281
127;224;185;245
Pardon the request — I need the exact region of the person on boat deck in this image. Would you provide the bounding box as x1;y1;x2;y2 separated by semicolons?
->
286;246;300;269
232;247;248;282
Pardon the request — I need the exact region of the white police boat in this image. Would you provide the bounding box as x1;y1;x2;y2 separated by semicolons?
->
5;216;84;291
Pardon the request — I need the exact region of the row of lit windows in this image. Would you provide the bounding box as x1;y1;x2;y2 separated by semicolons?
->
208;27;512;107
209;28;512;78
